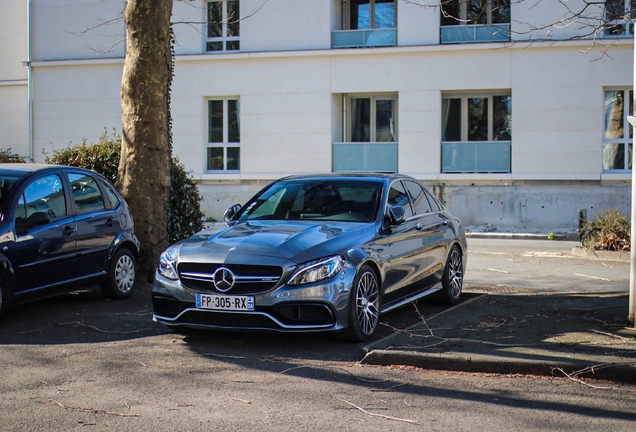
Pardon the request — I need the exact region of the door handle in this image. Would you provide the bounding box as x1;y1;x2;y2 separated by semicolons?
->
441;219;448;226
62;226;76;236
414;222;423;230
105;218;115;227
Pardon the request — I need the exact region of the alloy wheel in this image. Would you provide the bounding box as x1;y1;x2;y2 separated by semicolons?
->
447;247;463;300
355;271;379;336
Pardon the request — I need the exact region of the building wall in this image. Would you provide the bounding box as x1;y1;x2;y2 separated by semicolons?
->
1;0;633;230
0;1;29;157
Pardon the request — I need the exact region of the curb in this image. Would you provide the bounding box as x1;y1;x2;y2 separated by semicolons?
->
360;350;636;383
569;247;630;262
361;293;636;383
465;232;579;241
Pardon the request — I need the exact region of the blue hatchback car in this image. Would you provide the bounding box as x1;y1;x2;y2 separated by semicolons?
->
0;164;140;317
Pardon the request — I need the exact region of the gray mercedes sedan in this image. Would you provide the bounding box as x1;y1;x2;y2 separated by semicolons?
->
152;174;467;342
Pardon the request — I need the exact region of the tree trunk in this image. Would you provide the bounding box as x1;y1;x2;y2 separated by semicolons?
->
118;0;173;281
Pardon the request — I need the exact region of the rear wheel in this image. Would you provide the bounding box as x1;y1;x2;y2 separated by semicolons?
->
101;248;137;300
433;245;463;305
341;264;380;342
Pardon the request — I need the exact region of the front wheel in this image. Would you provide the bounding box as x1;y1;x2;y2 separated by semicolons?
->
101;248;137;300
340;264;380;343
434;245;464;305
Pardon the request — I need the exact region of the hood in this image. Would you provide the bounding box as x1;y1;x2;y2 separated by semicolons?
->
176;220;376;264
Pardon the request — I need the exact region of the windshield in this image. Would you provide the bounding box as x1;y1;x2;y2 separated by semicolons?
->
237;179;382;223
0;175;21;212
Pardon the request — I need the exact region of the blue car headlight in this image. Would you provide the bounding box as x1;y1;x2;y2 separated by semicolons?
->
158;246;179;281
288;255;345;286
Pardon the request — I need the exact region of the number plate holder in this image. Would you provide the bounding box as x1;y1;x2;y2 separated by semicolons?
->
196;293;255;311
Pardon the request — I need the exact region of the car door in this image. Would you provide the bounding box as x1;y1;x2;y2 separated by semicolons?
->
13;172;77;294
68;172;121;279
403;180;450;290
378;180;425;306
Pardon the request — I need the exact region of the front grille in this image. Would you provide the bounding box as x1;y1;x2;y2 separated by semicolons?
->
178;263;283;294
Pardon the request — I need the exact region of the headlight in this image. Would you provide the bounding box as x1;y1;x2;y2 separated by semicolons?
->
158;246;179;280
288;255;345;286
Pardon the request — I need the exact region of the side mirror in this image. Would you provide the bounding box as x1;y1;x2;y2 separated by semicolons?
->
16;211;50;234
387;205;407;225
223;204;242;223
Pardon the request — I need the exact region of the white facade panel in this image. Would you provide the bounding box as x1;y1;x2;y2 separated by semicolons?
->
31;64;123;161
0;2;27;81
0;85;29;156
31;0;126;61
241;0;332;52
397;0;439;46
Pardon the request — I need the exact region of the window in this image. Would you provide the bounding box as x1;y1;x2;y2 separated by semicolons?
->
403;181;433;215
605;0;635;37
387;181;412;215
440;0;510;43
69;173;105;214
441;92;511;173
333;0;396;48
208;99;240;172
333;94;398;172
207;0;240;52
348;0;395;30
603;89;633;171
16;174;67;222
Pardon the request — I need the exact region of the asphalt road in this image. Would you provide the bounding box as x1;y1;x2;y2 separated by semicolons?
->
1;238;635;430
466;238;629;293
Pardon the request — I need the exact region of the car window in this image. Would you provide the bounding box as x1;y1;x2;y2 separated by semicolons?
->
0;175;21;212
387;181;413;216
239;180;381;222
423;188;442;212
100;179;121;209
16;174;67;222
403;181;433;215
69;173;106;215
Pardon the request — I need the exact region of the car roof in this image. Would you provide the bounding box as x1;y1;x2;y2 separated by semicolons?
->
0;163;88;177
277;173;415;182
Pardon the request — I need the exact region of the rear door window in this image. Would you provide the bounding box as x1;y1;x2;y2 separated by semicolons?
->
69;173;106;215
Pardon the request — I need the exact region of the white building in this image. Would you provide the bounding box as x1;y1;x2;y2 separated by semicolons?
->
0;0;633;228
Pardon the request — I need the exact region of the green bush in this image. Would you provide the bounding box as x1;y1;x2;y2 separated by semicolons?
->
579;209;630;252
47;130;205;244
45;129;121;182
168;157;204;244
0;149;27;163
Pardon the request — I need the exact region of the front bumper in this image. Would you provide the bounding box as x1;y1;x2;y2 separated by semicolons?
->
151;265;357;333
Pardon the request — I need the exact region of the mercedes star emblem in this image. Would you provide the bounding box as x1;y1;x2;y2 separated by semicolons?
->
213;267;235;292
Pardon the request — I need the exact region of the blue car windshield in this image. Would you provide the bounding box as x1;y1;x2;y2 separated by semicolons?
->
238;180;382;223
0;175;21;212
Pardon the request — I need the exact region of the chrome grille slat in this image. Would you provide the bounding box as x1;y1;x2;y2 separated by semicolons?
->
177;263;283;294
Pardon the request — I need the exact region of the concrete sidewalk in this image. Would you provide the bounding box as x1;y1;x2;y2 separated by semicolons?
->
362;290;636;383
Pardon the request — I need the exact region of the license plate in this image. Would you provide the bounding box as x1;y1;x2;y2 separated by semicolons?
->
196;293;255;311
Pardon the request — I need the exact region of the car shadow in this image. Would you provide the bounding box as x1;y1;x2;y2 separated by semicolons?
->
0;283;168;345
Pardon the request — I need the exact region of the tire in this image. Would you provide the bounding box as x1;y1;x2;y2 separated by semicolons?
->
340;264;380;343
101;248;137;300
434;245;464;305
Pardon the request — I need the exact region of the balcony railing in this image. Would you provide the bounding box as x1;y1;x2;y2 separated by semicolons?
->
441;141;511;173
441;24;510;44
333;142;398;173
332;28;397;48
